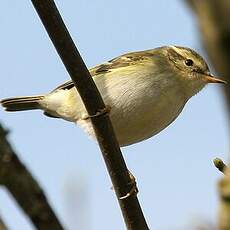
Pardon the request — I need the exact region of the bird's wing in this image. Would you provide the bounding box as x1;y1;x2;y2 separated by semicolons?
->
53;51;152;91
52;80;74;91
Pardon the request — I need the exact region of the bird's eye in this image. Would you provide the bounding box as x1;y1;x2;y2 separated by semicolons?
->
185;59;194;66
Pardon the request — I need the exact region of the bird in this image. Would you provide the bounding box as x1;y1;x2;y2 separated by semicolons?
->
1;46;226;147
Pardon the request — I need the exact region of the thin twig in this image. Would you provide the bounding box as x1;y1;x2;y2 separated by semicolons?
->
30;0;149;229
0;124;64;229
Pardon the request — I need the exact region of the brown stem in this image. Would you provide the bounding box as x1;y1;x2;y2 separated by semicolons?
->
0;124;64;229
30;0;149;229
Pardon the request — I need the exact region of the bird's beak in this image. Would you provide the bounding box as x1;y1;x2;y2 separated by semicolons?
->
203;74;227;84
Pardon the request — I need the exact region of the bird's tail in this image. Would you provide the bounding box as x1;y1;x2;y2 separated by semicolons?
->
1;95;44;111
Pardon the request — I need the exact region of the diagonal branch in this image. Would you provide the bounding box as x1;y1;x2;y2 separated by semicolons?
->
0;123;64;229
30;0;149;229
0;216;7;230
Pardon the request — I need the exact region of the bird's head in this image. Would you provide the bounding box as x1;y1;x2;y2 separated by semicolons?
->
165;46;226;97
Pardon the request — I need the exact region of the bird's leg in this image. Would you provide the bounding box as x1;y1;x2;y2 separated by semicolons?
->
119;170;139;200
81;105;111;120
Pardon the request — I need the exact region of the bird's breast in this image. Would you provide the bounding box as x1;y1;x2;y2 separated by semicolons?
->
101;73;187;146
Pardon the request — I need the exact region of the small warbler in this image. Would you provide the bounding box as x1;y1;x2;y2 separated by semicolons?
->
1;46;226;146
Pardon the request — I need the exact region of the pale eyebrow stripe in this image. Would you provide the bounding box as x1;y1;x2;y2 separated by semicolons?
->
169;46;186;57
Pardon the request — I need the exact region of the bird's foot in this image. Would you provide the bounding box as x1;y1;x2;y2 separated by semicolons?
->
81;105;111;120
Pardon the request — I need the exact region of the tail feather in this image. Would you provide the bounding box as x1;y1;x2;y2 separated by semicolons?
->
1;95;44;111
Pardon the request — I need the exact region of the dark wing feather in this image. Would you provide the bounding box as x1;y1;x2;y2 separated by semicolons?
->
53;50;153;91
52;80;74;91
